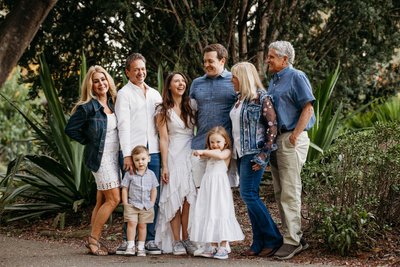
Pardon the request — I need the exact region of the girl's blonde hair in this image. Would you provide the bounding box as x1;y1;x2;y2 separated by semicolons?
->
72;65;117;113
231;62;264;101
206;126;231;150
131;145;149;174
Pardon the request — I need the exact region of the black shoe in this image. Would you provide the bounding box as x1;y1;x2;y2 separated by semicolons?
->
274;244;303;260
300;238;309;251
145;240;162;255
116;241;127;255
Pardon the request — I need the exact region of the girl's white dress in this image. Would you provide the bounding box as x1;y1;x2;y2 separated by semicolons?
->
92;113;120;190
155;109;197;253
190;158;244;243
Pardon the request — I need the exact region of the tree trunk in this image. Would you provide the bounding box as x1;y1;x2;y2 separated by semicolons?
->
227;0;240;64
255;5;270;78
238;0;250;60
0;0;58;88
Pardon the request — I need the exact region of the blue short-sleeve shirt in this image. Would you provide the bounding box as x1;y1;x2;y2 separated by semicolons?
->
190;69;237;149
267;66;316;131
121;169;159;210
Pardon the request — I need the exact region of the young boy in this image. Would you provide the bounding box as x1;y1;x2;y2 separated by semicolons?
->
121;145;159;256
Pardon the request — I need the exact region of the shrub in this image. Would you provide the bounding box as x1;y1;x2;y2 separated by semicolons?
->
303;122;400;255
345;95;400;129
0;55;95;223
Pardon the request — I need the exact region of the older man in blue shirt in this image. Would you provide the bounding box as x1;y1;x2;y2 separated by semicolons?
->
266;41;315;260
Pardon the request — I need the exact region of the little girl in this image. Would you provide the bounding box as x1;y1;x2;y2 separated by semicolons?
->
190;126;244;260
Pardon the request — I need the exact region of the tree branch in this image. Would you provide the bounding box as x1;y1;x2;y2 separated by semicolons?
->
0;0;58;88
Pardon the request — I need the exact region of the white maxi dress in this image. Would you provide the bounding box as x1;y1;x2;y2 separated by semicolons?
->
155;109;197;253
190;158;244;243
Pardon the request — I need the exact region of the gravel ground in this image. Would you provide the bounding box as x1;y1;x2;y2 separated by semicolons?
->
0;185;398;266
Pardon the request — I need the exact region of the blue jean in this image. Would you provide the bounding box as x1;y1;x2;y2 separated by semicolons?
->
238;154;283;253
122;153;161;242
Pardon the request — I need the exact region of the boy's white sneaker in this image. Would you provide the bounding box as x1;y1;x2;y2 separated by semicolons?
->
137;248;146;257
124;247;135;256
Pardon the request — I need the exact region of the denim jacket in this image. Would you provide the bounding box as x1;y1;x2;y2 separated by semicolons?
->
65;97;114;172
238;89;278;168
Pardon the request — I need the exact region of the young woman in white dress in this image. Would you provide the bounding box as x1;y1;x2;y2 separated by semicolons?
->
155;72;197;255
190;126;244;260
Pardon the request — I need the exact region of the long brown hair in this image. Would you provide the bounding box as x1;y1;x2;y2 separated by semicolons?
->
156;72;195;128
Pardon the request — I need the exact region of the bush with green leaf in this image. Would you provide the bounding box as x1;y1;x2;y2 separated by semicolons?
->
0;55;95;223
303;122;400;255
0;68;43;168
308;63;343;161
345;95;400;129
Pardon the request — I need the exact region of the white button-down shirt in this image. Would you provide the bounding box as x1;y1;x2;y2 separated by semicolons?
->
115;81;162;157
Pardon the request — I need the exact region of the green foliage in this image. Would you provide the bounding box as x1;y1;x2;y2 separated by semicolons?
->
2;0;398;110
318;206;378;256
301;0;400;110
345;95;400;129
303;122;400;255
0;68;43;165
0;54;95;222
308;64;343;161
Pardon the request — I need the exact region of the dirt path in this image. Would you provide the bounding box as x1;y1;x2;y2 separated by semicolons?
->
0;234;336;267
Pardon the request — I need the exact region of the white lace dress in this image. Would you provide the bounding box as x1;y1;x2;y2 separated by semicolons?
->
92;113;120;190
155;109;197;253
190;158;244;243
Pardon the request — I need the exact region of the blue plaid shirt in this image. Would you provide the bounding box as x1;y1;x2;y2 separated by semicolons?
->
267;66;316;131
190;69;237;149
121;169;159;210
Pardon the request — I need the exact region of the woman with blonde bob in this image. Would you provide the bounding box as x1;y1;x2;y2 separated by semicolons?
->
65;65;120;256
230;62;283;257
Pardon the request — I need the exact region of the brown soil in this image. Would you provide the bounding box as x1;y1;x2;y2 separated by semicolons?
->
1;186;399;266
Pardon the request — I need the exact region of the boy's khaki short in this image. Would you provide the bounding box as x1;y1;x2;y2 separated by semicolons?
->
123;204;154;224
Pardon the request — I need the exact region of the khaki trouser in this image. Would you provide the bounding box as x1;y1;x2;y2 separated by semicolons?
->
271;131;310;245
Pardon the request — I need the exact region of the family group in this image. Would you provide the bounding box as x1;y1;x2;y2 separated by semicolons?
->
64;40;316;261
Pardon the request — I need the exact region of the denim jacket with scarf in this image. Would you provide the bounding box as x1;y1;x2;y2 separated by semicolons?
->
65;97;115;172
237;88;278;168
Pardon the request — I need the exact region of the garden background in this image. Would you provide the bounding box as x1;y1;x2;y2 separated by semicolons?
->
0;1;399;265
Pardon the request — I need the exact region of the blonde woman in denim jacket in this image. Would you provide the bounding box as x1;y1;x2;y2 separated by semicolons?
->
230;62;283;257
65;66;120;256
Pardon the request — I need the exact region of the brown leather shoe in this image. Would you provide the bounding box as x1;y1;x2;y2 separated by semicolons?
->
241;248;258;256
258;247;279;257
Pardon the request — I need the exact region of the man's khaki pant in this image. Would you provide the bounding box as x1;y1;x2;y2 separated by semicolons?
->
271;131;310;245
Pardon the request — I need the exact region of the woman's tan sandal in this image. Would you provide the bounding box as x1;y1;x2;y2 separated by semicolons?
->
85;235;108;256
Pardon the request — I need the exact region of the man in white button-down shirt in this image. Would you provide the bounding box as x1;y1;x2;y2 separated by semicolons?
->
115;53;162;255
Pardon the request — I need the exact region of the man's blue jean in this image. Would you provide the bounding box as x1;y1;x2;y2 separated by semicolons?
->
237;153;283;253
122;153;161;242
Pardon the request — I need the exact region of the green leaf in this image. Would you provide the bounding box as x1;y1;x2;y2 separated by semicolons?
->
0;53;95;222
